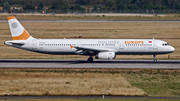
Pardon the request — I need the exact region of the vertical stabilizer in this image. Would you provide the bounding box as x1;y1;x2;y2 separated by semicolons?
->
7;17;35;40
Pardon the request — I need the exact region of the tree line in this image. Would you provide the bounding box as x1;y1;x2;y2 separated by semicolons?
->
1;0;180;10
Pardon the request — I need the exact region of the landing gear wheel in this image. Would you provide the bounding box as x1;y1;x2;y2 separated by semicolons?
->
154;59;157;63
87;57;93;63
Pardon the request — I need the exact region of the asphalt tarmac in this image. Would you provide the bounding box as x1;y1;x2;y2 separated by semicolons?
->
0;59;180;69
1;19;180;22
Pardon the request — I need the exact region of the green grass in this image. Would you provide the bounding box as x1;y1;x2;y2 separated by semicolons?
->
126;70;180;97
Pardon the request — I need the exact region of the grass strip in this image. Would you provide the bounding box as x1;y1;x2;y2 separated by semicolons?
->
1;14;180;20
0;69;179;97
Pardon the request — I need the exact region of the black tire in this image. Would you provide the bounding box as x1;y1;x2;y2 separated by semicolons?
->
87;57;93;63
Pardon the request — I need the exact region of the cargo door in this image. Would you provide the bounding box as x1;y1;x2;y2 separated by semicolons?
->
119;41;124;50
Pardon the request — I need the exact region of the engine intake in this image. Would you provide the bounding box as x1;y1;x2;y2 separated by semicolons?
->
95;52;116;60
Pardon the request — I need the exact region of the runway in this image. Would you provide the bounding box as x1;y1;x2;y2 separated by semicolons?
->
1;19;180;22
0;59;180;69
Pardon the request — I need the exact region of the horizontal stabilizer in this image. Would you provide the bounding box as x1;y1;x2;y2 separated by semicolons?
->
4;41;24;47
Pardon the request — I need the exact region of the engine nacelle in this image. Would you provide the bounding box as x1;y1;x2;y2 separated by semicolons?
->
95;52;116;60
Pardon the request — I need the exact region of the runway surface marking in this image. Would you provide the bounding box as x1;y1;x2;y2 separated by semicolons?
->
0;59;180;69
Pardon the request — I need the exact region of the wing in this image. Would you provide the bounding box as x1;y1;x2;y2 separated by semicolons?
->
70;45;111;55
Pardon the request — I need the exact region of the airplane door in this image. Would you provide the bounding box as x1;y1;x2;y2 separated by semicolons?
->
77;42;82;46
119;41;124;50
153;41;158;50
32;40;37;51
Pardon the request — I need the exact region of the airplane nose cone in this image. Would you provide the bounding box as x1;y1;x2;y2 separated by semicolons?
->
170;46;175;52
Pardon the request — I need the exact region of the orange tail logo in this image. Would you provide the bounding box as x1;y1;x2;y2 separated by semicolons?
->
7;16;31;40
12;30;30;40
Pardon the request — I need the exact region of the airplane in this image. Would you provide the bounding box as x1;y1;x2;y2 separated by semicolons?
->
4;17;175;63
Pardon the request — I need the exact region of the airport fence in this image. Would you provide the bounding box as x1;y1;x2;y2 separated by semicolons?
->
1;9;180;15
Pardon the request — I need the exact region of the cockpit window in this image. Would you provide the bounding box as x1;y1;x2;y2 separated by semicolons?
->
162;43;170;46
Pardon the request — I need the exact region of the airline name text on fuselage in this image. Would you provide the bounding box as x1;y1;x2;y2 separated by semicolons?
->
98;41;119;44
125;41;144;44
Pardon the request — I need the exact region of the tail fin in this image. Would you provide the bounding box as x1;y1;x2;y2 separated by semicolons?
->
7;17;35;40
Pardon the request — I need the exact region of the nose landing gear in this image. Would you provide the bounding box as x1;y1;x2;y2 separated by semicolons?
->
153;55;157;63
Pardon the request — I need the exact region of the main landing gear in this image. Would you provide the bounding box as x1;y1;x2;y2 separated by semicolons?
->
87;56;93;63
153;55;157;63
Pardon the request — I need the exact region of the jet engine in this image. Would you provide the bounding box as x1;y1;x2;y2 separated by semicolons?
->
95;52;116;60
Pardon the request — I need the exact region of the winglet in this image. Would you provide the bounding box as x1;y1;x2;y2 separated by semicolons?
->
70;45;74;49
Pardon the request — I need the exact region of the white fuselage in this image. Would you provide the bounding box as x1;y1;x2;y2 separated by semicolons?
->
5;39;175;56
5;17;175;62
